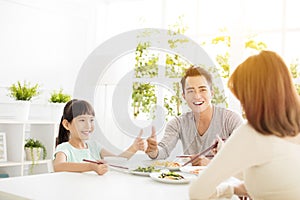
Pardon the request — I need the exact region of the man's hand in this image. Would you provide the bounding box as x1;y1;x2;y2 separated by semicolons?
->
211;135;225;155
145;126;158;159
190;155;210;166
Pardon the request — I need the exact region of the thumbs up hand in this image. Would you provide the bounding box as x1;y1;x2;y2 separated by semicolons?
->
145;126;159;159
133;129;145;151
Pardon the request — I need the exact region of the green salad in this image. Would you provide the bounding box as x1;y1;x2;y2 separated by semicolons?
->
133;166;160;173
158;171;184;180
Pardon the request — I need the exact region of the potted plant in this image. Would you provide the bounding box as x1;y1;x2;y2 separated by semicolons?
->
8;81;40;101
49;89;71;122
7;81;40;120
24;138;47;174
49;89;71;103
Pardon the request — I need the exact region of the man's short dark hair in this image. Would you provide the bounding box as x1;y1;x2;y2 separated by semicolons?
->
180;66;213;93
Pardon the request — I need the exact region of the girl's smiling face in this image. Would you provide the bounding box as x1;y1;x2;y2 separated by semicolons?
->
64;114;95;141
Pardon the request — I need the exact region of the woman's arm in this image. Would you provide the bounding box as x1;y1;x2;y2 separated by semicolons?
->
189;124;266;199
53;152;108;175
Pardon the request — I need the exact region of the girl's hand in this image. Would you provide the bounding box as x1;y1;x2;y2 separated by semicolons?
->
92;163;108;175
132;129;145;152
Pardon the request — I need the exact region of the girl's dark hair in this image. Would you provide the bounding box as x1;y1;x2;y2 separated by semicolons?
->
57;99;95;145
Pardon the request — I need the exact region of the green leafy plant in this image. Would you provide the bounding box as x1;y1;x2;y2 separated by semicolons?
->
8;81;40;101
132;17;189;120
49;89;71;103
131;82;157;118
24;138;47;160
133;35;159;119
289;59;300;95
24;138;47;174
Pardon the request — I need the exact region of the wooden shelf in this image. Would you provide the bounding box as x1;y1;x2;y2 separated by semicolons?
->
0;121;57;177
0;161;22;167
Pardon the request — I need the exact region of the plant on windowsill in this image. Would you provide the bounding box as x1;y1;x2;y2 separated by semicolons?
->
8;80;40;101
7;80;40;120
48;89;71;122
49;89;71;103
24;138;47;174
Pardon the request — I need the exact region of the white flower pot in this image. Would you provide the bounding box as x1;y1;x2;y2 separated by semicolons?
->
50;103;65;123
0;101;30;121
25;147;43;161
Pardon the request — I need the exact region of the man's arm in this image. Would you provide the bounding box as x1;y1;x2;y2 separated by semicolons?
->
146;118;181;160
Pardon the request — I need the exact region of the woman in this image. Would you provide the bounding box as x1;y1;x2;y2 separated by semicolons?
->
189;50;300;199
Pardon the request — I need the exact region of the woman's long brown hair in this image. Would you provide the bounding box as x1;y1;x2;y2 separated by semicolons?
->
228;50;300;137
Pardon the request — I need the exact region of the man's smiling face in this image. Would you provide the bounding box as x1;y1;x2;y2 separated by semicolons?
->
182;75;213;114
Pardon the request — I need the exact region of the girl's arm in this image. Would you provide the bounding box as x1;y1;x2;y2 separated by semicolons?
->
53;152;108;175
119;130;144;159
100;130;145;159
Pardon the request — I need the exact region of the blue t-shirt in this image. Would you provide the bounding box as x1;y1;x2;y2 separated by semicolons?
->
53;140;102;162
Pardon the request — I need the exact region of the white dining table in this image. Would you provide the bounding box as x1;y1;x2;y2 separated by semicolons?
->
0;157;241;200
0;169;193;200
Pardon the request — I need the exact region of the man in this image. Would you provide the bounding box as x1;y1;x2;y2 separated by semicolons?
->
145;66;243;165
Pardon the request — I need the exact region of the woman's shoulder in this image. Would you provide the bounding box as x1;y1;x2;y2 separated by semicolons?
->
232;123;265;141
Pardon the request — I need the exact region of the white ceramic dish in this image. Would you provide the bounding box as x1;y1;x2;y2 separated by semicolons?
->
149;172;193;184
145;160;182;171
179;166;206;175
129;170;152;176
129;166;161;176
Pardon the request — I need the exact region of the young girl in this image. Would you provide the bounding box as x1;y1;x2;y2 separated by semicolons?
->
53;99;144;175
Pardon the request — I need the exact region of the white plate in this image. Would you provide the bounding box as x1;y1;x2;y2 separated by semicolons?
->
149;172;193;184
129;166;161;176
165;166;181;171
145;160;182;171
179;166;206;175
129;170;152;176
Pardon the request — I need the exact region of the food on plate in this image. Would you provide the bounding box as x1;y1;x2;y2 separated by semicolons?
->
158;172;184;180
179;166;206;175
151;161;181;168
132;166;160;173
190;168;202;175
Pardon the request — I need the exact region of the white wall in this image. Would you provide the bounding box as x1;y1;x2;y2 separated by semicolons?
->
1;0;300;155
0;0;104;102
